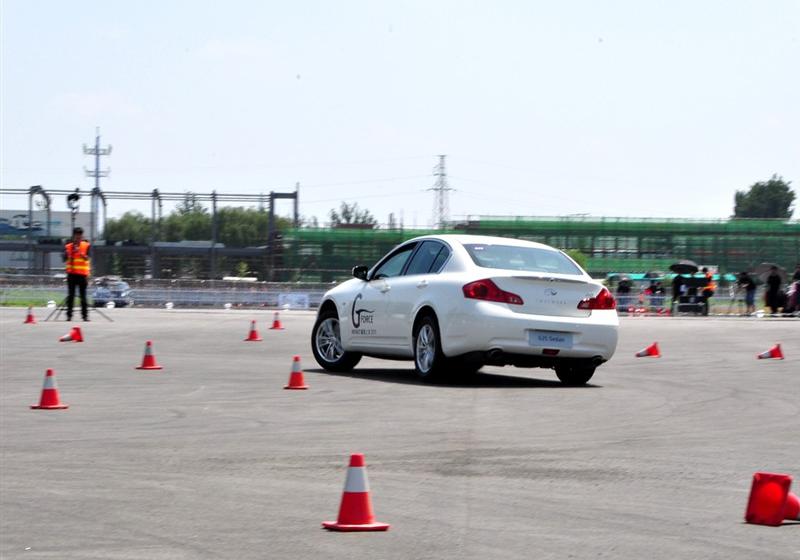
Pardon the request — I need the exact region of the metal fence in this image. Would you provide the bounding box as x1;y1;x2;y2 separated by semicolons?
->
2;274;796;316
0;274;332;309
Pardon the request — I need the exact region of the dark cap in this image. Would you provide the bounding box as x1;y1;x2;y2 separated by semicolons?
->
72;227;84;235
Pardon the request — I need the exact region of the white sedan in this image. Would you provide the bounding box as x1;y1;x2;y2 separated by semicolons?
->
311;234;618;384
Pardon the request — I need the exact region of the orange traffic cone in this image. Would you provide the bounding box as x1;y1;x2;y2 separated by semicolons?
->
136;340;163;370
59;326;83;343
30;369;69;410
23;306;36;324
244;320;263;341
284;355;309;390
757;344;784;360
322;453;390;532
635;342;660;358
269;311;284;330
745;472;800;526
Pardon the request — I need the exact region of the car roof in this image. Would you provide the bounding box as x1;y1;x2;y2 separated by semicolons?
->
405;234;559;251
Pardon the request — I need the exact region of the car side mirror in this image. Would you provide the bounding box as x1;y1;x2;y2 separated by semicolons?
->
352;265;368;281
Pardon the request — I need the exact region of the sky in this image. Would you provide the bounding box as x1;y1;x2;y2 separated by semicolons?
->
1;0;799;227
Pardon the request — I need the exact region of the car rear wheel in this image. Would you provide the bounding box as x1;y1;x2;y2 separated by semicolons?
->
448;356;483;376
311;309;361;372
413;314;448;381
554;363;596;386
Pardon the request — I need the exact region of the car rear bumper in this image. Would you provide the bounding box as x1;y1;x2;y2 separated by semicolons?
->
442;302;618;361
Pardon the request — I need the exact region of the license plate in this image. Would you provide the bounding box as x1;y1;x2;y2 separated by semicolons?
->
529;330;573;349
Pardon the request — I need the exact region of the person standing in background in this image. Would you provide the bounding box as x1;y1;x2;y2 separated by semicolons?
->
737;271;757;315
700;267;716;316
63;227;91;321
765;266;782;314
671;273;683;312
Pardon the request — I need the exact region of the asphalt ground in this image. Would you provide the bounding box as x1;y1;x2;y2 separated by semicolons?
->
1;308;798;559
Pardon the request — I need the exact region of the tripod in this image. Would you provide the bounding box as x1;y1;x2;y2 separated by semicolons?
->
45;280;113;323
45;297;113;322
726;285;744;316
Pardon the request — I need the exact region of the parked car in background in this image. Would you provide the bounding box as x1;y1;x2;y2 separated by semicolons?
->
92;276;133;307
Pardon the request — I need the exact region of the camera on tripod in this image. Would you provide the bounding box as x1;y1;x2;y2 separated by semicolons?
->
66;189;80;230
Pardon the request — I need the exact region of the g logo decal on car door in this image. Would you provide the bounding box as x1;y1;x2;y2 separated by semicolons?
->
351;293;375;329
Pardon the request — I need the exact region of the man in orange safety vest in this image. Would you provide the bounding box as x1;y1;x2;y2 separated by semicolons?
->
63;227;91;321
700;266;716;316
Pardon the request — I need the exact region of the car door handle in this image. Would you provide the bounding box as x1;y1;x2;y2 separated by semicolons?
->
417;280;428;289
380;285;391;293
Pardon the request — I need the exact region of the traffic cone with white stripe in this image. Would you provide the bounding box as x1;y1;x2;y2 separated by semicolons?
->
30;369;69;410
24;306;36;324
745;472;800;526
635;342;660;358
244;320;263;341
322;453;390;532
59;326;83;343
269;311;284;330
757;344;784;360
135;340;163;370
284;355;308;389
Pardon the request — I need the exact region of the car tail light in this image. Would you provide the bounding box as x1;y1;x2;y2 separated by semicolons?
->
577;287;616;310
462;279;523;305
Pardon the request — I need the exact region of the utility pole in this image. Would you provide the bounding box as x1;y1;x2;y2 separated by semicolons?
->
294;182;300;227
83;127;112;243
427;155;454;229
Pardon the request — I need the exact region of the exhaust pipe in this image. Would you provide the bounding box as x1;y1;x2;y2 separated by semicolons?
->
486;348;504;364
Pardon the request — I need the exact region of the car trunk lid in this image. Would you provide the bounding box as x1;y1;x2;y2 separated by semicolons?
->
493;274;598;318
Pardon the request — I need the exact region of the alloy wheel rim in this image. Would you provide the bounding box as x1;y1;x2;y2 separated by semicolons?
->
316;318;344;362
416;324;436;373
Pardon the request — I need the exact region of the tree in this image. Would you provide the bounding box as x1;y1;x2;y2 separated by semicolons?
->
299;215;319;228
234;261;251;277
162;211;212;241
734;175;795;219
176;192;207;215
565;249;589;271
103;211;151;244
328;202;378;228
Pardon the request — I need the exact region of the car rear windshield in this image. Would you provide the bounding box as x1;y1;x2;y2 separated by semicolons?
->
463;244;583;275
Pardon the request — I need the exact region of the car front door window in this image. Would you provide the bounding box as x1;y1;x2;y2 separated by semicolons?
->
371;245;416;279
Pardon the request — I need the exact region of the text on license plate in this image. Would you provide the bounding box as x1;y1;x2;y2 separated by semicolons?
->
529;330;573;349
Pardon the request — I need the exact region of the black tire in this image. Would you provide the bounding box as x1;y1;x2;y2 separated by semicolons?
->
554;363;596;386
311;307;361;372
447;356;483;376
413;314;449;381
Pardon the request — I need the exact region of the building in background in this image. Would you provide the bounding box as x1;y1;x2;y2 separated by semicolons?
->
0;210;92;271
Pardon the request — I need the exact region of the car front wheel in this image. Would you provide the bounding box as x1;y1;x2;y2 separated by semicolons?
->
311;309;361;372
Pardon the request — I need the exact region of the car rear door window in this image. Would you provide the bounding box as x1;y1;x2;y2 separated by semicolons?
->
404;241;447;275
429;245;450;273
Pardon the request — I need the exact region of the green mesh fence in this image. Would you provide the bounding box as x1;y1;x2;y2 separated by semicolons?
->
282;217;800;279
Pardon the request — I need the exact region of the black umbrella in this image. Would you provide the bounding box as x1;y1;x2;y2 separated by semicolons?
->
669;260;699;275
754;262;787;283
644;270;665;279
